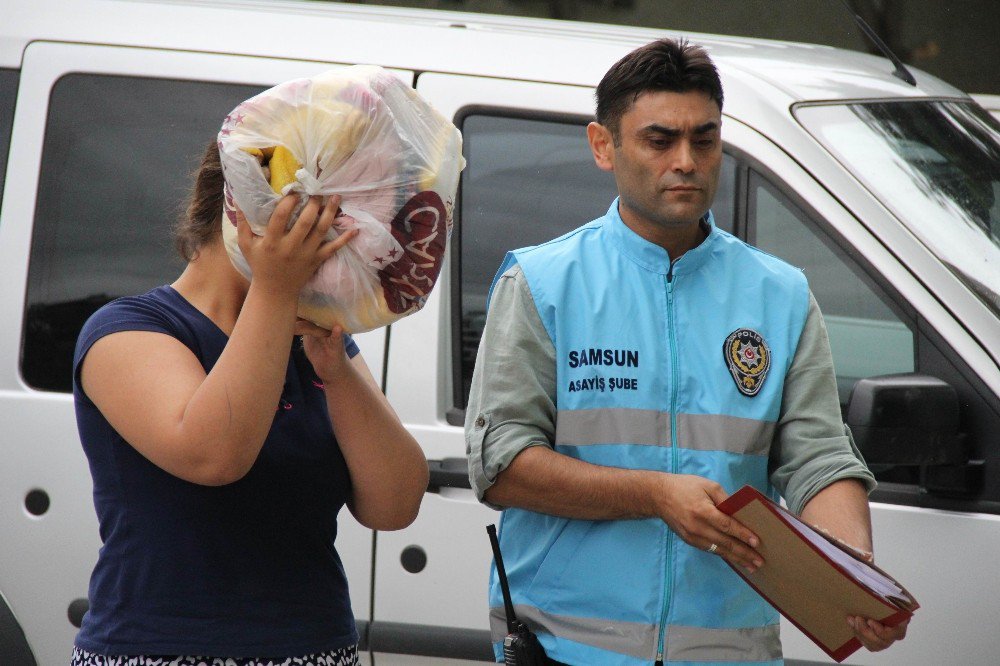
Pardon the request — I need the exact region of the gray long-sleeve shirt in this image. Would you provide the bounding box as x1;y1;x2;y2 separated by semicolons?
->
466;264;875;515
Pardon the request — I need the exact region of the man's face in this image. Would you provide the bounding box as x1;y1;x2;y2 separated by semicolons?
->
592;90;723;230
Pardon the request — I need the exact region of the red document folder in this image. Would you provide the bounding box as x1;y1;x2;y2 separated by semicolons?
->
716;485;918;662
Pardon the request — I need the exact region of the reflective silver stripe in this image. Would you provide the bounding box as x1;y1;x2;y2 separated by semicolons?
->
490;605;657;660
555;408;668;447
677;413;775;456
555;408;774;455
665;623;782;663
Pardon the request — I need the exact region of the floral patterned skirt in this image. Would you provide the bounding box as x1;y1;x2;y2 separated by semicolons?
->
70;645;359;666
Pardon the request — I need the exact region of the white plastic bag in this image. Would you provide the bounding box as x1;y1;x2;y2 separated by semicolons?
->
218;65;465;332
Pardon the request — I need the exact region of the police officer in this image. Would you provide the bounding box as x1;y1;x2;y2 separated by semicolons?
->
466;37;908;665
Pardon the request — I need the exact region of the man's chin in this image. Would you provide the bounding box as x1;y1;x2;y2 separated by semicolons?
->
621;199;707;229
655;196;709;223
654;206;708;228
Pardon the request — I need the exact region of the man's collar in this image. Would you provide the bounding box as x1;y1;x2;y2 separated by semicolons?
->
604;199;718;275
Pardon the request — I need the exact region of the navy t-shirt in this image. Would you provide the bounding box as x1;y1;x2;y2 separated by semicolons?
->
72;285;360;656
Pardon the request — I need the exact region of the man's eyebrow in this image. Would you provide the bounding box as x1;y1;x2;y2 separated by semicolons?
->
639;121;720;136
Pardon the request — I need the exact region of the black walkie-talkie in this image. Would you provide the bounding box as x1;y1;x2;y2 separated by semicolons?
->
487;524;548;666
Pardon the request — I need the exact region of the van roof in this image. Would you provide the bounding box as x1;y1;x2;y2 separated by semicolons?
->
6;0;968;107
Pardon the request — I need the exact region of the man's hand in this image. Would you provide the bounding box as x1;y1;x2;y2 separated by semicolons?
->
653;475;764;573
848;615;909;652
486;448;761;572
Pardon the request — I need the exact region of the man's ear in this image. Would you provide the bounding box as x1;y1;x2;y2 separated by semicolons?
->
587;122;615;173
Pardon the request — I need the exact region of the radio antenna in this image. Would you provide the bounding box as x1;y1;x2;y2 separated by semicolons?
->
487;524;519;634
837;0;916;86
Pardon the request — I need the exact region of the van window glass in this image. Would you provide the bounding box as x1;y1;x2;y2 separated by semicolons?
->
713;152;737;233
749;171;915;406
796;101;1000;319
23;74;264;392
454;111;737;406
0;69;19;214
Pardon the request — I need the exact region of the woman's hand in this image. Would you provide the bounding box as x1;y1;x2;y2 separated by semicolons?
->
296;321;351;384
237;194;357;298
304;335;429;531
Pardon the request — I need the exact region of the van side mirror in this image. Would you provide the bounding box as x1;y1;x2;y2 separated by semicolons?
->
847;374;982;497
846;374;963;466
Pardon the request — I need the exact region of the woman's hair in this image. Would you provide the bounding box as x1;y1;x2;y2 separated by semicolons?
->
175;139;225;262
595;38;724;145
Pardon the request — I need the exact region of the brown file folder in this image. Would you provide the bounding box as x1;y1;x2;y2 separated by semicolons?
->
716;485;918;662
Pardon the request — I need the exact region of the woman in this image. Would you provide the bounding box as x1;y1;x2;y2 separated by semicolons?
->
71;141;429;665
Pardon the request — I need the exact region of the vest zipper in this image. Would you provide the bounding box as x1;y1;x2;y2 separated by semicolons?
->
656;265;680;664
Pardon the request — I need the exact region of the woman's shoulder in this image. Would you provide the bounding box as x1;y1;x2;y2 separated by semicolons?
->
80;286;183;336
75;286;190;361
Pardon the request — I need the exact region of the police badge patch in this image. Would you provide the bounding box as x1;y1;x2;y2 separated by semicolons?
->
723;328;771;397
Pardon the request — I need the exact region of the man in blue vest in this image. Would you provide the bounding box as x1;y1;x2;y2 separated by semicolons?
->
466;38;909;665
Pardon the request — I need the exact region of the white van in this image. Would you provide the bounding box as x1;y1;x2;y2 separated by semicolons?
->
2;1;998;665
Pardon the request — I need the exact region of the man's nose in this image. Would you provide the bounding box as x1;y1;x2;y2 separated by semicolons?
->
671;140;696;174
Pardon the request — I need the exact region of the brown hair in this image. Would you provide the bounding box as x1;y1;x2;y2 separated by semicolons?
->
596;38;723;144
174;139;225;262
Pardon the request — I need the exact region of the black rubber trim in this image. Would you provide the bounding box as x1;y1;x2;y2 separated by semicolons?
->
448;105;596;415
0;69;20;220
364;620;824;664
445;406;465;427
0;592;36;666
427;457;473;492
871;481;1000;514
368;621;493;661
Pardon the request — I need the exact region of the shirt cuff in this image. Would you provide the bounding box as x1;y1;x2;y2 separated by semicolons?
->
467;412;551;509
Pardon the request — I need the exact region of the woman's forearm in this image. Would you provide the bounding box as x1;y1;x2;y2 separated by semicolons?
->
176;284;298;481
83;285;301;487
322;356;428;530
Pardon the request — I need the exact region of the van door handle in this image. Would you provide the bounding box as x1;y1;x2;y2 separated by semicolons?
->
426;457;472;492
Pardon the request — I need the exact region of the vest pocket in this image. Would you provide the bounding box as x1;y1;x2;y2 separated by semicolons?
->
524;517;664;623
523;517;587;598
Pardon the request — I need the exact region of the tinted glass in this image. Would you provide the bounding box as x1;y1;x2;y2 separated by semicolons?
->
796;101;1000;318
0;69;19;213
455;113;737;406
23;74;264;392
749;163;1000;511
714;152;737;234
750;171;915;406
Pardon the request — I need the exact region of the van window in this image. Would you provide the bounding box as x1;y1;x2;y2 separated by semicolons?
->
796;101;1000;319
749;171;915;405
22;74;264;392
453;109;738;407
0;69;18;214
746;170;1000;510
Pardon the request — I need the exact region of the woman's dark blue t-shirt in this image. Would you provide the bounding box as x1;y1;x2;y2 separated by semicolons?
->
72;285;360;656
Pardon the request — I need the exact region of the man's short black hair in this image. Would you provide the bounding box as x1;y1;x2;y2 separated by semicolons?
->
596;38;723;144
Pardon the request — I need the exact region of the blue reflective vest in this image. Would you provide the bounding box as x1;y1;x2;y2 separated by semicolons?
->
488;201;810;665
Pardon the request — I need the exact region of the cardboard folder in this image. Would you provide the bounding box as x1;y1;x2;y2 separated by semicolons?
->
716;485;918;662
